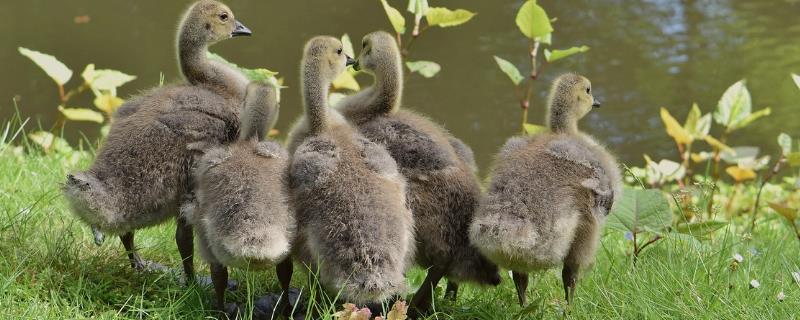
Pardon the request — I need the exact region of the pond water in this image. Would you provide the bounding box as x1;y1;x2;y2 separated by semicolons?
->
2;0;799;171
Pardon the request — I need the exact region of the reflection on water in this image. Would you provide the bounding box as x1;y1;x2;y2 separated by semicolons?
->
1;0;799;171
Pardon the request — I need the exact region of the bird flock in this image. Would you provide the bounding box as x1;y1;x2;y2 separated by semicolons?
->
62;1;622;319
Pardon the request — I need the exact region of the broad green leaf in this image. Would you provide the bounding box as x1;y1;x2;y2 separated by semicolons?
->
81;64;96;84
660;107;693;144
536;33;552;46
405;60;441;78
674;220;727;240
768;202;797;222
493;56;524;86
58;106;104;123
332;72;361;91
713;80;751;129
523;123;548;135
90;69;137;91
425;7;476;27
645;156;685;182
341;34;355;58
737;155;770;171
18;47;73;85
515;0;553;39
543;46;589;62
720;146;759;164
607;187;671;233
778;133;792;156
787;152;800;167
93;94;125;114
684;103;711;138
406;0;429;15
726;166;756;182
792;73;800;90
683;103;701;134
381;0;406;34
703;135;733;152
28;131;72;154
730;107;771;130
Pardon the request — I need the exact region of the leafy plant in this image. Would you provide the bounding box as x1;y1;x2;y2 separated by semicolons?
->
492;0;590;134
379;0;476;79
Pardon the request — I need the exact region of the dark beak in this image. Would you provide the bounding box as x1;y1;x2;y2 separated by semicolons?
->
346;55;357;67
592;98;602;108
352;60;361;71
231;20;252;37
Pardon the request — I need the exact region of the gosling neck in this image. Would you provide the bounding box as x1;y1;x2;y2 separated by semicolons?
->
548;103;580;135
302;64;330;135
369;56;403;115
178;27;244;100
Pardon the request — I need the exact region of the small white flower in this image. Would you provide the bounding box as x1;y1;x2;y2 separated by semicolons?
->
777;291;786;302
749;279;760;289
792;272;800;284
733;253;744;263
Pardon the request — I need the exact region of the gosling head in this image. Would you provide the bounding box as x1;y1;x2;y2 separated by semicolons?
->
180;0;251;46
302;36;356;83
546;73;601;133
352;31;401;74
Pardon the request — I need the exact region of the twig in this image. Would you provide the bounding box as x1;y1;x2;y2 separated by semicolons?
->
749;156;786;232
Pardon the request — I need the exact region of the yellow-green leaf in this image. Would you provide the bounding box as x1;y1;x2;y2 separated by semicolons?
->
691;151;713;163
407;0;429;15
81;64;96;84
787;152;800;167
28;131;72;154
714;80;752;130
660;107;693;144
18;47;73;85
341;34;355;58
792;73;800;90
332;72;360;91
778;133;792;156
405;60;441;78
523;123;548;135
493;56;524;86
515;0;553;39
425;7;476;27
58;106;104;123
543;46;589;62
768;202;797;221
93;94;125;114
90;69;137;91
704;135;733;153
381;0;406;34
726;166;756;182
730;107;771;130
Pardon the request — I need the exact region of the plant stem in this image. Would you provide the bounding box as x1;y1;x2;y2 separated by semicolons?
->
749;156;786;232
706;134;728;217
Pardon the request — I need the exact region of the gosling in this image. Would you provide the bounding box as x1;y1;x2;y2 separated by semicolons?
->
335;31;500;314
186;82;294;316
287;36;415;305
469;73;622;306
63;0;252;283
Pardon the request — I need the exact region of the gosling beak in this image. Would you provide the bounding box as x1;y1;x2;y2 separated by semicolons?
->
231;20;252;37
352;60;361;71
346;55;357;67
592;98;602;108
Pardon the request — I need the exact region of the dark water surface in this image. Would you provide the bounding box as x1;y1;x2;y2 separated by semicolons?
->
2;0;799;171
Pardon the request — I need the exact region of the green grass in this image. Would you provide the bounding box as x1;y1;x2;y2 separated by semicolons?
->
1;147;799;319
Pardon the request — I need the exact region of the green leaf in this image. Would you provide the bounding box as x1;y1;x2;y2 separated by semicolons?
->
778;133;792;156
425;7;476;27
792;73;800;90
93;94;125;114
606;187;672;233
381;0;406;34
730;107;771;130
543;46;589;62
332;72;361;91
90;69;137;91
787;152;800;167
660;107;693;144
206;52;280;83
720;146;759;164
523;123;548;135
703;135;733;153
28;131;72;154
406;0;429;15
341;34;355;58
769;202;797;222
58;106;104;123
674;221;727;240
536;33;552;46
713;80;751;129
684;103;711;138
515;0;553;39
18;47;73;85
405;60;441;78
493;56;524;86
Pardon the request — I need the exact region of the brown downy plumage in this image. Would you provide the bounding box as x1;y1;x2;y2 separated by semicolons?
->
287;36;415;305
185;82;295;316
334;31;500;315
469;73;622;306
62;0;252;282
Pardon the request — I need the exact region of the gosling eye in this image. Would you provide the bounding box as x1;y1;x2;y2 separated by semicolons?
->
362;41;368;49
586;87;591;94
219;12;229;21
336;48;343;55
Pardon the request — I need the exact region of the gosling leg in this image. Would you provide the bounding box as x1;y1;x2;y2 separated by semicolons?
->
445;281;459;300
210;263;228;312
512;271;529;307
562;262;579;304
120;232;146;270
175;216;196;283
276;258;294;318
409;266;446;317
